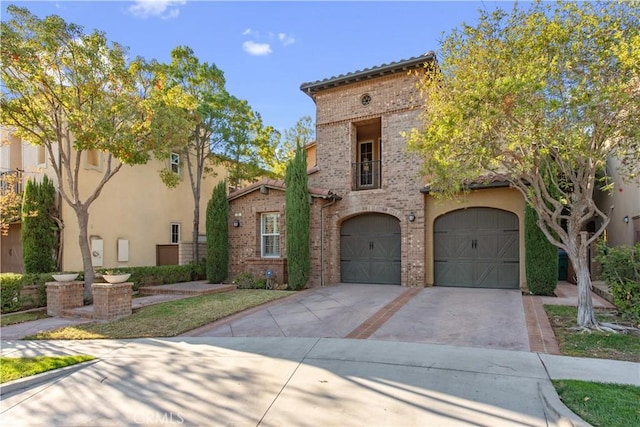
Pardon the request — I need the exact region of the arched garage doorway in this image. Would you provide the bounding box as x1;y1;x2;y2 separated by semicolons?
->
340;213;401;285
434;207;519;289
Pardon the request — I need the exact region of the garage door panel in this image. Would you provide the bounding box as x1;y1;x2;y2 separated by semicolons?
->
341;261;369;283
434;208;519;289
371;261;401;285
340;213;401;285
497;232;519;261
435;261;474;286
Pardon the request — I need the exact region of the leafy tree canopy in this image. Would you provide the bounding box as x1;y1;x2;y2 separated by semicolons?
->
406;0;639;329
0;5;178;298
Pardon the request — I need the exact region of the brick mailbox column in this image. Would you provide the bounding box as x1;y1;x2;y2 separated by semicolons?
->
46;281;84;316
92;283;133;321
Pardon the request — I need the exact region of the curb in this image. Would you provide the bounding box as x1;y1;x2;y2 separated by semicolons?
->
0;359;98;397
537;381;593;427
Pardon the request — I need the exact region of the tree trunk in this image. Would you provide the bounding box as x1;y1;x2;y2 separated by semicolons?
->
76;207;95;303
192;200;200;263
569;231;598;328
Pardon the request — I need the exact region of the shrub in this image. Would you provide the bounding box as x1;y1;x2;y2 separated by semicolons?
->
525;204;558;295
0;272;52;313
21;176;58;273
231;273;270;289
206;180;229;283
285;145;310;290
233;272;255;289
0;273;23;313
597;242;640;324
97;263;205;291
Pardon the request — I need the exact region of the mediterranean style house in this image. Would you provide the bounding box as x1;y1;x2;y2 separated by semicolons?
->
0;127;226;273
228;52;527;289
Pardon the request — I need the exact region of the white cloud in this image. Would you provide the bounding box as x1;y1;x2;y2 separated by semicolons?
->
242;28;254;36
242;41;272;56
278;32;295;46
128;0;186;19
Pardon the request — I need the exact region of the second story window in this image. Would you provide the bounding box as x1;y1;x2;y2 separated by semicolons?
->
170;153;180;174
261;213;280;258
353;140;381;190
170;223;181;244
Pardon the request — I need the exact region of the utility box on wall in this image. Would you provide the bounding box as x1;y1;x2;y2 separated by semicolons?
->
91;238;104;267
117;239;129;262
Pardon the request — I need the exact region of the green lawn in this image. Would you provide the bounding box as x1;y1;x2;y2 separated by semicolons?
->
553;380;640;427
26;289;294;340
1;310;50;327
0;355;95;383
544;305;640;362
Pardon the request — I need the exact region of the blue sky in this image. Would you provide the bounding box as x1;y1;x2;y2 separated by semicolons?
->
4;1;517;135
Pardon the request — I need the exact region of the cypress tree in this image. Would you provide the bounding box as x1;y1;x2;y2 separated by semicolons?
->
22;175;57;273
206;180;229;283
525;203;558;295
285;146;310;290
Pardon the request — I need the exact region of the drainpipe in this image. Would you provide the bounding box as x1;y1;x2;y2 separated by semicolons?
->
320;195;338;287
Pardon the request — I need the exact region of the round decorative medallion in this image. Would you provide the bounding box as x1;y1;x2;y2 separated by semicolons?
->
360;93;371;106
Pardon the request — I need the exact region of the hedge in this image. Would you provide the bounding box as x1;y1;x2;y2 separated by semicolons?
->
0;262;205;314
597;242;640;325
525;204;558;295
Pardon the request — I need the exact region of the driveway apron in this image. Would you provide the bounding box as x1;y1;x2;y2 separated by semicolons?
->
370;287;530;351
187;285;529;351
187;284;407;338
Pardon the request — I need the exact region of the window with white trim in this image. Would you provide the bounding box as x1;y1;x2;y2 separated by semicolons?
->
170;153;180;174
170;223;181;244
261;213;280;257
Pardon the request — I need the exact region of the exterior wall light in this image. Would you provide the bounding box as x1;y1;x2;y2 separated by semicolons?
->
408;212;416;222
233;219;241;227
623;215;629;224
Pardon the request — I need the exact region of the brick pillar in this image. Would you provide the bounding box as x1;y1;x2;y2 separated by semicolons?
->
46;281;84;316
92;283;133;321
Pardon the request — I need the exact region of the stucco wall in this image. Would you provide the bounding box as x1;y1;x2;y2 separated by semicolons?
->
2;128;227;271
594;157;640;247
57;156;226;270
424;187;526;288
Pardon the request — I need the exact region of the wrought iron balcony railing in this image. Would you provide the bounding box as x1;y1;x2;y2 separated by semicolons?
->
351;160;381;190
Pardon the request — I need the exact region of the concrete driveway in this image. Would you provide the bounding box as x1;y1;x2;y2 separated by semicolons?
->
184;284;530;351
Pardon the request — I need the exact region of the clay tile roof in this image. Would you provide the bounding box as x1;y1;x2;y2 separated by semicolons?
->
228;177;340;201
420;176;511;194
300;51;436;95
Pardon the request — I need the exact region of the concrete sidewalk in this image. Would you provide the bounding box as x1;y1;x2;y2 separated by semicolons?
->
2;337;638;426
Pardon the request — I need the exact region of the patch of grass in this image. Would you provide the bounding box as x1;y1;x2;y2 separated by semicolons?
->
0;310;49;327
0;355;95;383
553;380;640;427
544;305;640;362
27;289;294;340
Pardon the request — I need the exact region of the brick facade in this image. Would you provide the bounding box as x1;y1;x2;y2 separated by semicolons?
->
46;281;84;316
307;73;428;287
227;59;431;288
227;53;526;288
92;283;132;321
228;183;330;288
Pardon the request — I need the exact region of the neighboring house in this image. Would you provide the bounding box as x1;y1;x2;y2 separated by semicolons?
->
595;156;640;247
228;52;527;289
0;127;227;273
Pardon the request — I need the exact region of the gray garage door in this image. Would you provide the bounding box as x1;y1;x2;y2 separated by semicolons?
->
341;213;401;285
434;208;519;289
